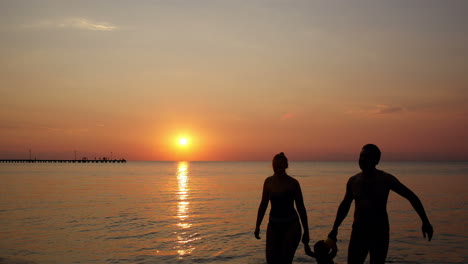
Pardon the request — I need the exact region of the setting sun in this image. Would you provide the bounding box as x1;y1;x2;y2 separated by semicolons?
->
179;138;188;146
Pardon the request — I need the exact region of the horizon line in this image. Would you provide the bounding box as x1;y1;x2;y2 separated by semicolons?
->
117;159;468;162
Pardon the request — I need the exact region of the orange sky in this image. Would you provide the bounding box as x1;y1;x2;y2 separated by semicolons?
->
0;1;467;161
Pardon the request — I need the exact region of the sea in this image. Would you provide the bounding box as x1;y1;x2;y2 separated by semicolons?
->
0;161;467;264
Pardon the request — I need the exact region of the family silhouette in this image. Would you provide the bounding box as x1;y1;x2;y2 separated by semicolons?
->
255;144;433;264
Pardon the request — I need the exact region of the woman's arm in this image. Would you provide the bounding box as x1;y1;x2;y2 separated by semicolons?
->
255;178;270;239
295;180;310;244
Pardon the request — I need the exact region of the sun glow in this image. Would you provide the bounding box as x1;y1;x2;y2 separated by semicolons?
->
179;138;188;146
164;130;202;161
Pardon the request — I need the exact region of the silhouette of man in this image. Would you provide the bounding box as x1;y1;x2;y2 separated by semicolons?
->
328;144;433;264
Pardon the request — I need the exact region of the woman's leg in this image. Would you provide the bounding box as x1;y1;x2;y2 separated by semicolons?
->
280;220;302;264
266;222;282;264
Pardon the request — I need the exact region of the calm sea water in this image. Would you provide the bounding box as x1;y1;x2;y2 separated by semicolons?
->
0;161;467;264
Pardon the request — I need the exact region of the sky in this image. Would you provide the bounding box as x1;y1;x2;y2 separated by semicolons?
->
0;0;467;161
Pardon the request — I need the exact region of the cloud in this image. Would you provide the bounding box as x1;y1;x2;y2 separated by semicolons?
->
371;104;405;115
25;17;118;31
345;104;406;117
0;120;90;135
280;113;295;120
39;126;90;135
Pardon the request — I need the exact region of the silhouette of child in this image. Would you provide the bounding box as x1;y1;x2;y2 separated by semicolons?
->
305;238;337;264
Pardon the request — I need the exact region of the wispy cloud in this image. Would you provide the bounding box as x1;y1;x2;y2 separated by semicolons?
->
346;104;406;117
39;126;90;135
25;17;118;31
371;104;405;115
0;121;90;135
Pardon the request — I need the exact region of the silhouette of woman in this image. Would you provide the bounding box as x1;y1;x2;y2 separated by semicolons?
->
255;152;310;264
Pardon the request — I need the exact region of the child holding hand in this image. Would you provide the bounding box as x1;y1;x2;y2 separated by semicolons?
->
305;237;337;264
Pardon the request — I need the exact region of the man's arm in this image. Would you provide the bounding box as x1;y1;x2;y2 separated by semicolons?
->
328;177;354;241
295;180;310;244
389;175;433;241
254;178;270;239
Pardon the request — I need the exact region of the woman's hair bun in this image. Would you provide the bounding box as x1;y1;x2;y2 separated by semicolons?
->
273;152;288;172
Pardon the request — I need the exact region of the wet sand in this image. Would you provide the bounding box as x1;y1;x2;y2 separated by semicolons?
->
0;258;37;264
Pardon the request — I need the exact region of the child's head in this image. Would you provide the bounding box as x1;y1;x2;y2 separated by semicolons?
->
314;240;331;256
305;238;337;264
313;239;335;264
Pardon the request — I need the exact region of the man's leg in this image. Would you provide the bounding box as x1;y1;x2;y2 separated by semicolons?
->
347;228;369;264
368;231;389;264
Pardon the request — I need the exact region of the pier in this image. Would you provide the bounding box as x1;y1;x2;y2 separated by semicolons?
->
0;159;126;163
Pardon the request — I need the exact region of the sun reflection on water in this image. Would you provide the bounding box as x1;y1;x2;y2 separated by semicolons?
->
175;161;195;257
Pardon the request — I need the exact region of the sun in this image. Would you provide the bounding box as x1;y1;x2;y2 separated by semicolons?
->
179;138;188;146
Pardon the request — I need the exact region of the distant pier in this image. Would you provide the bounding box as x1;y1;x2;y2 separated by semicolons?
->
0;159;126;163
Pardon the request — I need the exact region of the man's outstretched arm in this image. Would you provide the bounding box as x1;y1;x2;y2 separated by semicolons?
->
390;175;433;241
329;178;353;241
